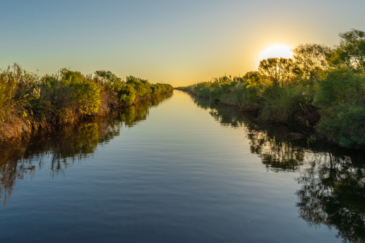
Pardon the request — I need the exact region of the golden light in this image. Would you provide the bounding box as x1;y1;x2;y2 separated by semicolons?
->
257;44;293;67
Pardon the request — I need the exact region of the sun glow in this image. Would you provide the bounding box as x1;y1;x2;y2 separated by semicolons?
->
257;44;293;67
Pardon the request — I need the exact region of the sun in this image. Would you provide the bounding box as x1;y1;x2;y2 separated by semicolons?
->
257;44;293;67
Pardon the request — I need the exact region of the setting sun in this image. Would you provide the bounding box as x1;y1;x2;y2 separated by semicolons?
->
1;1;365;242
258;44;293;63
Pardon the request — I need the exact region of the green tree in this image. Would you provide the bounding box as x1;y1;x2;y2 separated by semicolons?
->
258;58;295;86
95;70;122;83
60;69;84;83
72;81;101;116
313;67;365;148
126;76;151;97
95;70;123;92
331;29;365;69
293;44;332;80
243;71;261;83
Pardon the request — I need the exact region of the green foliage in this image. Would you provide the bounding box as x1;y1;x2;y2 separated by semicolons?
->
259;84;308;123
177;28;365;149
71;81;101;115
196;85;211;98
293;43;332;81
330;29;365;69
60;69;84;83
0;64;38;125
182;73;312;123
151;83;173;95
0;64;173;140
95;70;121;84
94;70;123;92
313;67;365;148
0;76;16;123
258;57;295;86
126;76;151;97
243;71;261;82
119;84;136;106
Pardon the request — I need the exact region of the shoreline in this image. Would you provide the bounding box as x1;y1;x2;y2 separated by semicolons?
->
176;88;358;150
0;91;173;144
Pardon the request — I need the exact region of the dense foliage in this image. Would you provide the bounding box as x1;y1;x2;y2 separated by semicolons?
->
0;65;173;141
177;29;365;149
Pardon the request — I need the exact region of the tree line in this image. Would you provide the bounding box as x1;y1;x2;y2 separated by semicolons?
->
0;66;173;141
177;29;365;149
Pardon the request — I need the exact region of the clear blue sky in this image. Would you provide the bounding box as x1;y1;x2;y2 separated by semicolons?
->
1;0;364;86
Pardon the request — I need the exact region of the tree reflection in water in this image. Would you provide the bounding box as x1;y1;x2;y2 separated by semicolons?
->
0;93;172;205
191;95;365;243
296;153;365;243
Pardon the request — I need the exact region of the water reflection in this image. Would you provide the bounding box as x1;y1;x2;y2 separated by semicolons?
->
296;153;365;243
190;95;365;243
191;96;308;173
0;93;172;204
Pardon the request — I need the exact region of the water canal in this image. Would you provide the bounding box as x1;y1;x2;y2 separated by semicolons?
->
0;90;364;243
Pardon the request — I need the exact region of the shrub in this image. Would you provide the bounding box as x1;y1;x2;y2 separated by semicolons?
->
0;64;173;141
0;77;16;123
119;84;136;106
94;70;123;93
313;67;365;148
259;84;310;123
193;83;209;98
126;76;151;97
60;69;84;83
71;81;101;116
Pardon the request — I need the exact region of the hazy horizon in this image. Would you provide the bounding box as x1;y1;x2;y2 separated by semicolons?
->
1;0;365;87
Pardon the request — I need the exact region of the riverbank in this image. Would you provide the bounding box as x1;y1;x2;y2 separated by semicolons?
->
0;92;172;204
1;90;363;243
175;29;365;149
175;67;365;150
0;64;173;142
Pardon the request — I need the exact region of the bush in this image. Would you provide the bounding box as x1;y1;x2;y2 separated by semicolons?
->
119;84;136;106
194;82;211;98
61;69;84;83
313;67;365;148
0;76;16;123
259;84;309;123
71;81;101;116
126;76;151;97
94;70;123;93
0;64;173;141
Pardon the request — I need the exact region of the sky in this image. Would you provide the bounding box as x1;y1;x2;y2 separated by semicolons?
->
1;0;365;87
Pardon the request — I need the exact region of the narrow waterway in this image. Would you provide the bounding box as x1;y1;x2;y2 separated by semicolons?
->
0;90;364;243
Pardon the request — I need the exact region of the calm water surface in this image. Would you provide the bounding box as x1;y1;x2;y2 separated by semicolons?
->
0;90;364;243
